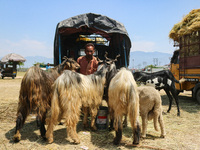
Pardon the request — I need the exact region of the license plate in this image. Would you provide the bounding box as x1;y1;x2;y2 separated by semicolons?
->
185;78;199;82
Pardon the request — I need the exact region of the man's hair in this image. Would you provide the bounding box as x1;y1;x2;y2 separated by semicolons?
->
85;43;95;49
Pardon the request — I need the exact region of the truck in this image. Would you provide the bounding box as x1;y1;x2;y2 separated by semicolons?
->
169;9;200;103
53;13;131;69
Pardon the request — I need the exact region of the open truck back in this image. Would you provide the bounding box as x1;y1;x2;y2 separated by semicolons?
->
169;9;200;103
53;13;131;69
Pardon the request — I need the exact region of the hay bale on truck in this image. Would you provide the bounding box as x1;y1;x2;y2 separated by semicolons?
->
169;9;200;103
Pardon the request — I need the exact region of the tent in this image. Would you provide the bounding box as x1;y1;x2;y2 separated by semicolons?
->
0;53;26;63
54;13;131;68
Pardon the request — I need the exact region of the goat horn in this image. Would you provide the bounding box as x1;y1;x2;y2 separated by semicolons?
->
104;52;111;61
62;56;68;60
97;57;103;63
114;54;120;62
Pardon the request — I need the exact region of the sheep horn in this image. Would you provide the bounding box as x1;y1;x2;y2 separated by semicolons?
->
114;54;120;62
104;52;111;61
62;56;68;60
97;57;103;63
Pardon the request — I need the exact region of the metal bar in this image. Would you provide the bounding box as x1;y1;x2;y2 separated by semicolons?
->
123;35;127;67
58;34;62;64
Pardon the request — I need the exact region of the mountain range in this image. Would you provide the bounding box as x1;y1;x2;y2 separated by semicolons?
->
23;56;53;68
129;51;172;69
1;51;173;69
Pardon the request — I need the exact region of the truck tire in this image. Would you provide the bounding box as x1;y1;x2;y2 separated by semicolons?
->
196;88;200;104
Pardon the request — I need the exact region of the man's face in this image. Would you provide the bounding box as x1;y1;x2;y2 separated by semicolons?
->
85;46;94;57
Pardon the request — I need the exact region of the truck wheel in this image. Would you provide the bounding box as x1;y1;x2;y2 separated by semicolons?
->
196;89;200;104
12;76;15;79
2;76;4;79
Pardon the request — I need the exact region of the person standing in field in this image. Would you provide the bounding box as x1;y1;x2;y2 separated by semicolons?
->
77;43;98;75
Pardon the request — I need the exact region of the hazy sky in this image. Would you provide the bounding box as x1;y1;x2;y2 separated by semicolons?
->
0;0;199;58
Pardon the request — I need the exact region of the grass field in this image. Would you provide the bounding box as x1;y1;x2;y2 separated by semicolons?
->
0;72;200;150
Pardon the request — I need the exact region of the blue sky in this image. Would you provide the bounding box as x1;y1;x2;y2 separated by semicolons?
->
0;0;199;58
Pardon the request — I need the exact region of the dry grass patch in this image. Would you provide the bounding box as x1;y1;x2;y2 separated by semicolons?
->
0;73;200;150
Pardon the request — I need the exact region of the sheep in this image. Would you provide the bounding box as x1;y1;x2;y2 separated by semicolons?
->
137;86;166;138
13;57;80;142
45;56;118;144
108;67;141;145
133;70;185;116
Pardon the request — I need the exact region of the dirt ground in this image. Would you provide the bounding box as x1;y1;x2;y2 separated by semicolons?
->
0;72;200;150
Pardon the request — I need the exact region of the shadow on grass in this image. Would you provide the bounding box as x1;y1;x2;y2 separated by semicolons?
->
161;93;200;114
5;120;42;144
5;119;84;146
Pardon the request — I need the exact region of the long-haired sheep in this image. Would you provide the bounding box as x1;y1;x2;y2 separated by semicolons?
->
108;67;140;145
13;57;80;142
45;57;117;144
137;86;166;138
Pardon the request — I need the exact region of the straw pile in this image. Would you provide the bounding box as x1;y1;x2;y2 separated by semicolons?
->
169;9;200;42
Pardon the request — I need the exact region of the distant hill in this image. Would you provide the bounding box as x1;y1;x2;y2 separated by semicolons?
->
1;51;173;69
129;51;173;69
23;56;53;68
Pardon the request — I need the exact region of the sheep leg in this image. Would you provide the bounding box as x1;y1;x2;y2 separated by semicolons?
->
113;118;122;145
82;106;89;129
90;108;98;131
109;109;114;131
164;89;173;113
171;89;180;116
158;115;166;138
67;124;80;144
46;121;54;144
13;105;29;142
37;109;47;139
123;115;128;128
152;105;160;131
141;114;148;138
133;120;141;144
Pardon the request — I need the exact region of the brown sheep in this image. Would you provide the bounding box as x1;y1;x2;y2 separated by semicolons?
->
137;86;166;138
13;57;80;142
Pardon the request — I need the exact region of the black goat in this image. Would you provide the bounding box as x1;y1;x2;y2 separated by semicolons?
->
133;70;185;116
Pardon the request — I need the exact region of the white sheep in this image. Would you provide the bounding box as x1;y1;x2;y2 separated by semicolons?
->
108;67;141;145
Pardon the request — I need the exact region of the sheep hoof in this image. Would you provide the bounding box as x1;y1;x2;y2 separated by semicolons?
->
123;122;127;128
133;140;139;145
108;127;114;131
160;135;165;138
177;113;180;116
58;122;63;125
113;137;121;145
141;134;146;138
42;135;47;140
47;138;54;144
13;134;21;143
83;123;89;129
91;126;97;131
162;111;167;115
73;138;80;144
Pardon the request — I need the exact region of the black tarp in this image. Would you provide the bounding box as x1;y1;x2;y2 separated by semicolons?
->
54;13;131;67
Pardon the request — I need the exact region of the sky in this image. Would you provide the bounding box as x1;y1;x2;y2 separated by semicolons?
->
0;0;200;59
